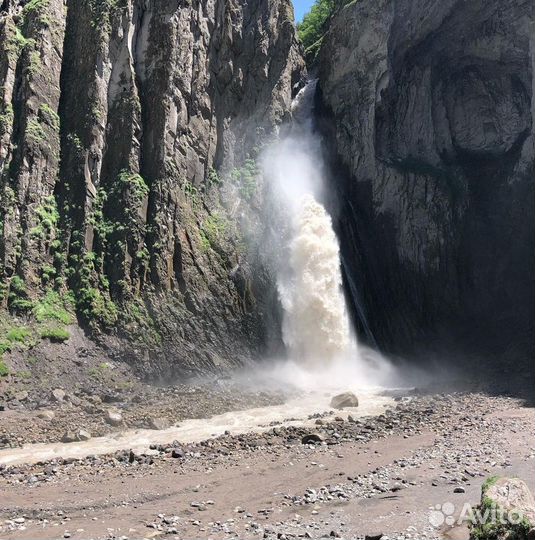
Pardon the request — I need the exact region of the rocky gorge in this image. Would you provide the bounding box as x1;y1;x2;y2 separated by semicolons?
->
0;0;533;538
0;0;532;381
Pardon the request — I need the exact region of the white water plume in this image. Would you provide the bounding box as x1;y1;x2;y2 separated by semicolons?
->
279;194;352;366
261;80;360;372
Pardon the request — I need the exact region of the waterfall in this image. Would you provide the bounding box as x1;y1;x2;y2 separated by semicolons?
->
262;80;356;368
279;193;353;366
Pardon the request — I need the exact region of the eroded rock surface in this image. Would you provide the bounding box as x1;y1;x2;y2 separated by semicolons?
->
0;0;305;375
318;0;534;363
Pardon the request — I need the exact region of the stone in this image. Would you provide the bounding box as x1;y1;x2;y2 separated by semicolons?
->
148;417;170;430
301;433;323;444
37;410;56;421
14;391;29;402
61;429;91;443
454;486;466;493
77;429;91;441
330;392;359;409
61;431;78;443
482;477;535;525
68;395;81;407
105;409;123;427
171;447;184;459
51;389;66;402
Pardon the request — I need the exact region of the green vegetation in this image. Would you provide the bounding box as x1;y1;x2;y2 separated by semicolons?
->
471;477;533;540
21;0;52;29
40;326;70;342
0;326;32;357
8;276;33;312
297;0;354;64
25;118;46;146
5;21;27;63
30;195;59;241
208;167;222;187
88;362;112;379
76;285;118;329
0;103;14;137
230;158;258;199
33;290;74;325
0;360;8;377
200;213;229;252
6;327;31;344
28;49;42;76
116;170;149;203
38;104;60;131
88;0;126;41
182;179;200;206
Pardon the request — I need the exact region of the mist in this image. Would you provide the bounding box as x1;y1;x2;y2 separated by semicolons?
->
257;81;398;393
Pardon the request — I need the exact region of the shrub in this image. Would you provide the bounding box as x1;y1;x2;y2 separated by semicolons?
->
33;290;73;325
297;0;351;64
40;327;70;342
230;158;258;199
201;213;228;252
8;276;33;313
6;327;31;343
0;359;8;377
76;286;117;328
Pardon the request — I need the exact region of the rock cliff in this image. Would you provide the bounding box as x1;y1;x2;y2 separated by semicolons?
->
318;0;534;363
0;0;304;376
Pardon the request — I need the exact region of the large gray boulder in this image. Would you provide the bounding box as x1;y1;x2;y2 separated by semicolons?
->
470;476;535;540
330;392;359;409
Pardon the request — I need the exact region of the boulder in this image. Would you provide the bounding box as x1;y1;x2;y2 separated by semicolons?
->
61;431;78;443
148;417;170;430
51;388;66;402
483;477;535;524
37;410;55;421
330;392;359;409
470;477;535;539
14;391;29;402
61;429;92;443
301;433;323;444
77;429;91;441
105;409;123;427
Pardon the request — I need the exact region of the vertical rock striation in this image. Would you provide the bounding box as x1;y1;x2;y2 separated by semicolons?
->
0;0;305;376
318;0;534;364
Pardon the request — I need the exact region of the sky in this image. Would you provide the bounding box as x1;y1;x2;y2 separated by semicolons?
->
292;0;315;22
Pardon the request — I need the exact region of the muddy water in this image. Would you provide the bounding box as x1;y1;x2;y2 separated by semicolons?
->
0;388;396;467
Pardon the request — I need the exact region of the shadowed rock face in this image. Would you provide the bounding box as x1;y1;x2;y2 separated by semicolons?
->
0;0;304;376
318;0;534;366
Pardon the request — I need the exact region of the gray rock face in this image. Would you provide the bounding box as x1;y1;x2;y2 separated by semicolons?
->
318;0;534;361
0;0;305;375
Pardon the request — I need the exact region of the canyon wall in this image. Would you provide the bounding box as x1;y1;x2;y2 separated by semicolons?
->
318;0;534;364
0;0;304;376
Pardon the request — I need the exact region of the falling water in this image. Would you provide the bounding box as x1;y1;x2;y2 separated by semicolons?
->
280;193;352;366
262;80;356;368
